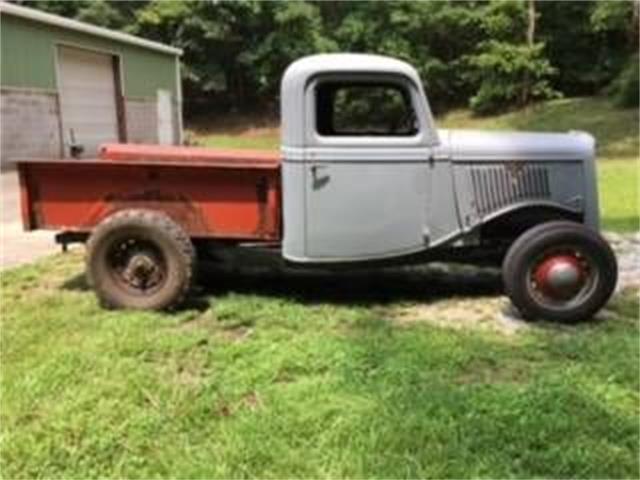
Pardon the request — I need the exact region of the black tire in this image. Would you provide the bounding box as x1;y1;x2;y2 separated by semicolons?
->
86;209;195;310
502;221;617;323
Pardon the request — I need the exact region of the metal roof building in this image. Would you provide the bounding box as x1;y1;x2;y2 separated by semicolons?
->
0;2;183;168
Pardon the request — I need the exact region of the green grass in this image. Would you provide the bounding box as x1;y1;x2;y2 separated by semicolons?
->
439;97;639;160
199;133;280;151
599;160;639;232
1;254;639;478
2;97;638;478
197;97;639;232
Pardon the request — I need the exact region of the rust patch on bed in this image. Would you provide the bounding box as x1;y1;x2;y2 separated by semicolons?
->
89;189;210;234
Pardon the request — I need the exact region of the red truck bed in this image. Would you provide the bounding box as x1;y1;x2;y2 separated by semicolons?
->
17;144;282;241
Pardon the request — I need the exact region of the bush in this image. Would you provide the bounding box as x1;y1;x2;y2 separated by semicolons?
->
467;41;560;115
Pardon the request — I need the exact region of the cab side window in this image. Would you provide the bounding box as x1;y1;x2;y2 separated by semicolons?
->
316;82;418;137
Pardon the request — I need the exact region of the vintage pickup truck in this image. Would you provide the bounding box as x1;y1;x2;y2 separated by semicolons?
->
17;54;617;322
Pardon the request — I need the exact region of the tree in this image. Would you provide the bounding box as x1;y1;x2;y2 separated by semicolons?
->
466;0;559;114
133;1;266;110
20;0;145;30
522;0;537;104
238;1;337;109
590;0;639;107
329;1;486;112
16;0;640;115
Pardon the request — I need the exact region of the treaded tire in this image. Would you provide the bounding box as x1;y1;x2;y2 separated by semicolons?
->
502;221;617;323
86;209;195;310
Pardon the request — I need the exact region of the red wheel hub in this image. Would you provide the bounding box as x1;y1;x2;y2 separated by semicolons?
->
533;254;587;301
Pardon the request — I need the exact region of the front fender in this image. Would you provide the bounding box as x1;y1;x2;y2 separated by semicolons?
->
480;200;583;226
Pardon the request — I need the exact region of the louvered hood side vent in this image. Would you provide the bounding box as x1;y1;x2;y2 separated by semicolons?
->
470;165;551;217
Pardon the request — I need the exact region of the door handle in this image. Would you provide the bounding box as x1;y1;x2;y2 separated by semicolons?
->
310;164;330;189
311;164;328;179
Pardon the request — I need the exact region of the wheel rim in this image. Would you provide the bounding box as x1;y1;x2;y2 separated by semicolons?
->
526;246;599;310
107;236;167;295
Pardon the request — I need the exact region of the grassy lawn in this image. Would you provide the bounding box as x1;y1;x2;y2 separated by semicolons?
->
599;160;639;232
2;97;638;478
2;255;639;478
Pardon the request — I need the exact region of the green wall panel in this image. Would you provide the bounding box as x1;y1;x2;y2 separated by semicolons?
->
0;14;178;98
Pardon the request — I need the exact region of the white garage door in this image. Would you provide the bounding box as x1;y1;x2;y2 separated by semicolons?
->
57;46;120;157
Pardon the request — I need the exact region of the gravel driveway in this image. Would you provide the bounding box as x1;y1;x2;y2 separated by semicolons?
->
605;232;640;292
1;171;56;269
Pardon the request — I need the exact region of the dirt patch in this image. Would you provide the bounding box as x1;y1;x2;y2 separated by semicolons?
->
215;391;263;418
1;171;58;270
174;364;205;388
605;232;640;291
241;391;263;411
218;326;253;343
390;232;637;335
392;295;529;336
175;310;217;332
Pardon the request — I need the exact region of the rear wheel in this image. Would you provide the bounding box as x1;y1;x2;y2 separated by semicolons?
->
86;210;195;310
502;221;617;322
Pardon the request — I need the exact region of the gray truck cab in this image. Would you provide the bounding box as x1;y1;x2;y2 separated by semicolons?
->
281;54;441;263
280;53;599;265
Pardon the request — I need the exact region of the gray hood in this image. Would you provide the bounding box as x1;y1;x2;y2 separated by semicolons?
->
437;129;596;161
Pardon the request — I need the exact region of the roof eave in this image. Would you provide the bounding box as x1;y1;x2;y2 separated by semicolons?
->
0;2;182;56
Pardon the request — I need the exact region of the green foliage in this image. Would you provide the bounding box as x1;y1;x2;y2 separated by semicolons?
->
241;2;338;103
590;1;636;33
22;0;145;30
329;2;485;112
18;0;640;115
332;87;410;134
467;41;560;115
539;1;637;96
480;0;527;40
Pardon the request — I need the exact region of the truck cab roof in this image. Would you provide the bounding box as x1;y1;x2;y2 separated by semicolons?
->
281;53;422;88
280;53;430;148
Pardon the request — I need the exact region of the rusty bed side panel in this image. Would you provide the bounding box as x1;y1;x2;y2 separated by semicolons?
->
18;160;281;241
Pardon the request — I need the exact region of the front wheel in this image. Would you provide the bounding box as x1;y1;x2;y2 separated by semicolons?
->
86;209;195;310
502;221;617;323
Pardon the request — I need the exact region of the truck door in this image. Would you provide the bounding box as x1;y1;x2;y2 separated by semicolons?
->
303;76;433;261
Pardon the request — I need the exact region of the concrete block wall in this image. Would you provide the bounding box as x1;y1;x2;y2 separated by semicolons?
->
1;88;62;169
